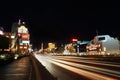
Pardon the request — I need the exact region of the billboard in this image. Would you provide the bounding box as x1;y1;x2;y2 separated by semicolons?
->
22;40;30;44
18;25;28;33
21;33;29;40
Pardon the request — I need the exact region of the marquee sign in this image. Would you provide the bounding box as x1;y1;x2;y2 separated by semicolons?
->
18;25;28;33
21;33;29;40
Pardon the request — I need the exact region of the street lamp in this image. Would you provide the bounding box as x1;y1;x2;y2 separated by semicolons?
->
77;45;79;54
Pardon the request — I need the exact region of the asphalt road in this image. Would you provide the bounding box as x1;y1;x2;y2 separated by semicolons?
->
0;54;120;80
35;54;120;80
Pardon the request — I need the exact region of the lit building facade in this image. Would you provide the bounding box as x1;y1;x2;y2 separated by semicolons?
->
47;43;56;53
17;22;30;54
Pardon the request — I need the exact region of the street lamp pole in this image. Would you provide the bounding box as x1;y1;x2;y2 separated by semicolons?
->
77;45;79;54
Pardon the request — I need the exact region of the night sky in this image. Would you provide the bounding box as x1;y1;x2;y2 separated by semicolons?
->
0;1;120;48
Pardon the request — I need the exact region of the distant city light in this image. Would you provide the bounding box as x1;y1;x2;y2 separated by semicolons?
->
72;38;78;42
22;40;30;44
11;35;15;39
0;30;3;35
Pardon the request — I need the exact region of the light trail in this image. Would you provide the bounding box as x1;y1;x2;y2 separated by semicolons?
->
35;54;120;73
35;54;118;80
50;56;120;68
51;59;120;78
49;59;117;80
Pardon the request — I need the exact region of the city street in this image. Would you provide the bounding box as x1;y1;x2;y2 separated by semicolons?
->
0;4;120;80
35;54;120;80
0;54;120;80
